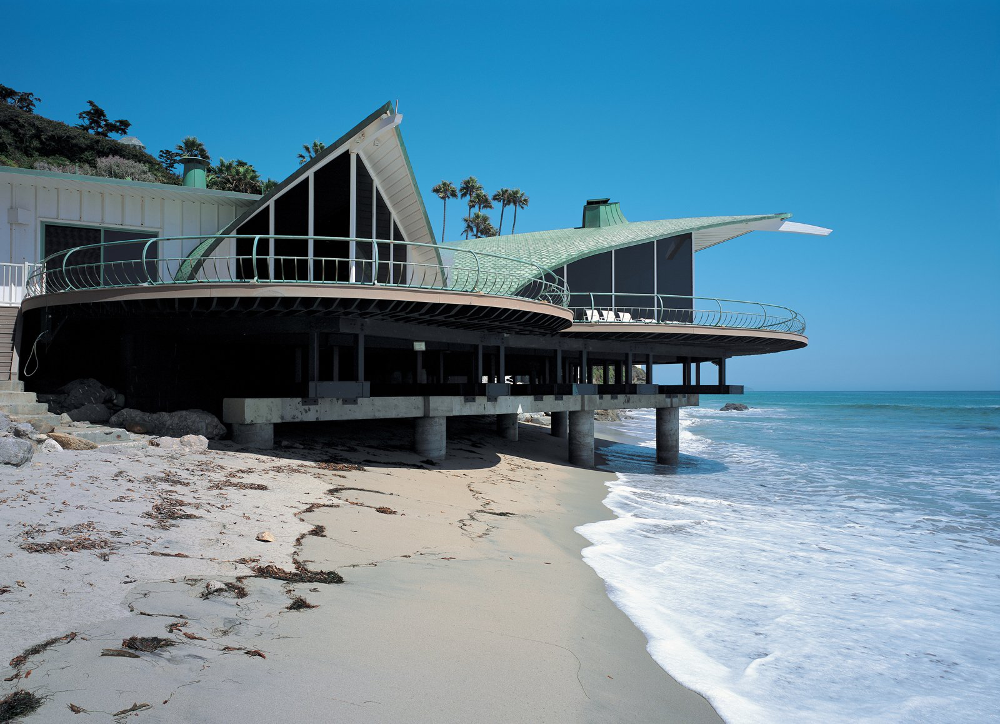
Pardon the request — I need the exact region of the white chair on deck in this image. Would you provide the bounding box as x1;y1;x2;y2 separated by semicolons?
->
617;311;633;322
600;310;615;322
584;309;600;323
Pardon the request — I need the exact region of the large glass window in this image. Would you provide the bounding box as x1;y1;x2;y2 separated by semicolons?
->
235;209;271;281
273;181;309;281
43;223;156;289
392;221;407;284
313;152;350;281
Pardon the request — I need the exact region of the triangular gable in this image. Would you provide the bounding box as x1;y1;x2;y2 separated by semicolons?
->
176;102;439;281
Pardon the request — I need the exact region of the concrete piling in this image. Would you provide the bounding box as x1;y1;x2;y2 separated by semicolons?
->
496;413;518;441
655;406;680;464
550;410;568;438
568;410;595;467
231;422;274;449
414;416;446;461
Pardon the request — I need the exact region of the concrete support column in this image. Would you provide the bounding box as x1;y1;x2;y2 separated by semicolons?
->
655;407;680;464
232;422;274;449
568;410;595;467
414;417;446;461
497;412;518;441
356;331;365;382
550;410;568;438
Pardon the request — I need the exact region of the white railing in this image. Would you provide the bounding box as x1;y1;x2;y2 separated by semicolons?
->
0;262;41;307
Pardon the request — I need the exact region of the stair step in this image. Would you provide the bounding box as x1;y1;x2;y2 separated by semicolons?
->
0;402;49;415
0;380;25;392
0;391;38;404
10;412;62;428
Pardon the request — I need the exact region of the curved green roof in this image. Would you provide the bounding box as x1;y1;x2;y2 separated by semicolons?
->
446;213;791;287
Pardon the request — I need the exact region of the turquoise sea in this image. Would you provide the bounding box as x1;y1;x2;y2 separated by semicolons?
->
577;392;1000;723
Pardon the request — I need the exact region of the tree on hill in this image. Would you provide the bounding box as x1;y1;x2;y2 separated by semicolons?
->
158;136;210;173
0;104;176;184
298;140;326;164
431;180;458;242
208;158;262;194
76;100;131;137
176;136;210;161
0;84;41;113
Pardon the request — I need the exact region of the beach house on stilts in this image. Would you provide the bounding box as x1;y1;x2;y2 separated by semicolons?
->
6;102;830;465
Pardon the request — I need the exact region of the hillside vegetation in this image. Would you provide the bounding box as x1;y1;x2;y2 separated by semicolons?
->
0;105;179;184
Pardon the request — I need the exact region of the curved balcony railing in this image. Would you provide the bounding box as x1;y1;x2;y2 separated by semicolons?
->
568;293;806;334
24;235;569;307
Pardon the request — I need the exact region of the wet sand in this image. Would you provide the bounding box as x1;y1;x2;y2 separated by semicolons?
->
0;418;721;723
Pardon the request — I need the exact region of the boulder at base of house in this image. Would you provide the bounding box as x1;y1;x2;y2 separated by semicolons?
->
0;436;34;466
67;402;113;423
720;402;750;411
110;409;226;440
595;409;632;422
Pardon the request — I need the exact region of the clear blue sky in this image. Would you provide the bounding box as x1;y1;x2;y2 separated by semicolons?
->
6;0;998;390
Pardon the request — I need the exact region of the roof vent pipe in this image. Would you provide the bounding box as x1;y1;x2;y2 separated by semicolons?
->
582;198;627;228
180;156;210;189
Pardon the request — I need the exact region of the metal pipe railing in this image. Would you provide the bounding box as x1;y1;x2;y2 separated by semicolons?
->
25;235;569;307
567;292;806;334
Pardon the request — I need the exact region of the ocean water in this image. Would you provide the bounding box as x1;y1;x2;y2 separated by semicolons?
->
577;392;1000;724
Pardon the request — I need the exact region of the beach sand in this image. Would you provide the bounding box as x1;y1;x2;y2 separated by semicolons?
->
0;418;721;723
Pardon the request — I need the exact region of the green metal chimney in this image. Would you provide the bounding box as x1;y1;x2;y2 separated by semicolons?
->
582;198;627;228
180;156;210;189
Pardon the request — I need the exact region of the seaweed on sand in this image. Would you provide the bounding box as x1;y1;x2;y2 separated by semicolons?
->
0;690;43;722
252;563;343;585
286;596;318;611
121;636;175;653
9;632;77;669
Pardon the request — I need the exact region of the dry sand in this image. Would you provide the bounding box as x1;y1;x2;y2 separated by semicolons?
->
0;418;721;723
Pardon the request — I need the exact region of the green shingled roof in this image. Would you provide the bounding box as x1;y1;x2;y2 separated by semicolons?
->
446;214;791;289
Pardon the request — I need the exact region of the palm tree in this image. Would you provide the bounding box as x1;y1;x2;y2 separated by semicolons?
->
510;189;529;234
431;180;458;241
492;187;512;234
208;158;262;194
298;140;326;165
472;190;493;214
459;176;483;239
175;136;210;162
462;215;476;240
468;211;495;239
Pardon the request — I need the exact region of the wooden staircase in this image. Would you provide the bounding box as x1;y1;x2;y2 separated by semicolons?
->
0;307;16;381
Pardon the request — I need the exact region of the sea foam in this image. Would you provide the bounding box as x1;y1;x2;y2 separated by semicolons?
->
577;392;1000;723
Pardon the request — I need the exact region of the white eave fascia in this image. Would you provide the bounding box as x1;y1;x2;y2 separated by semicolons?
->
351;113;403;153
776;220;832;235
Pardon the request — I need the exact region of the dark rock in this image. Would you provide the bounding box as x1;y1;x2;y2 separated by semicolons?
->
40;378;117;414
109;409;226;439
67;402;112;423
0;436;33;466
720;402;750;411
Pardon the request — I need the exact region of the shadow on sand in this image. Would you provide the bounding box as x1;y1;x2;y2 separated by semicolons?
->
207;416;729;477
